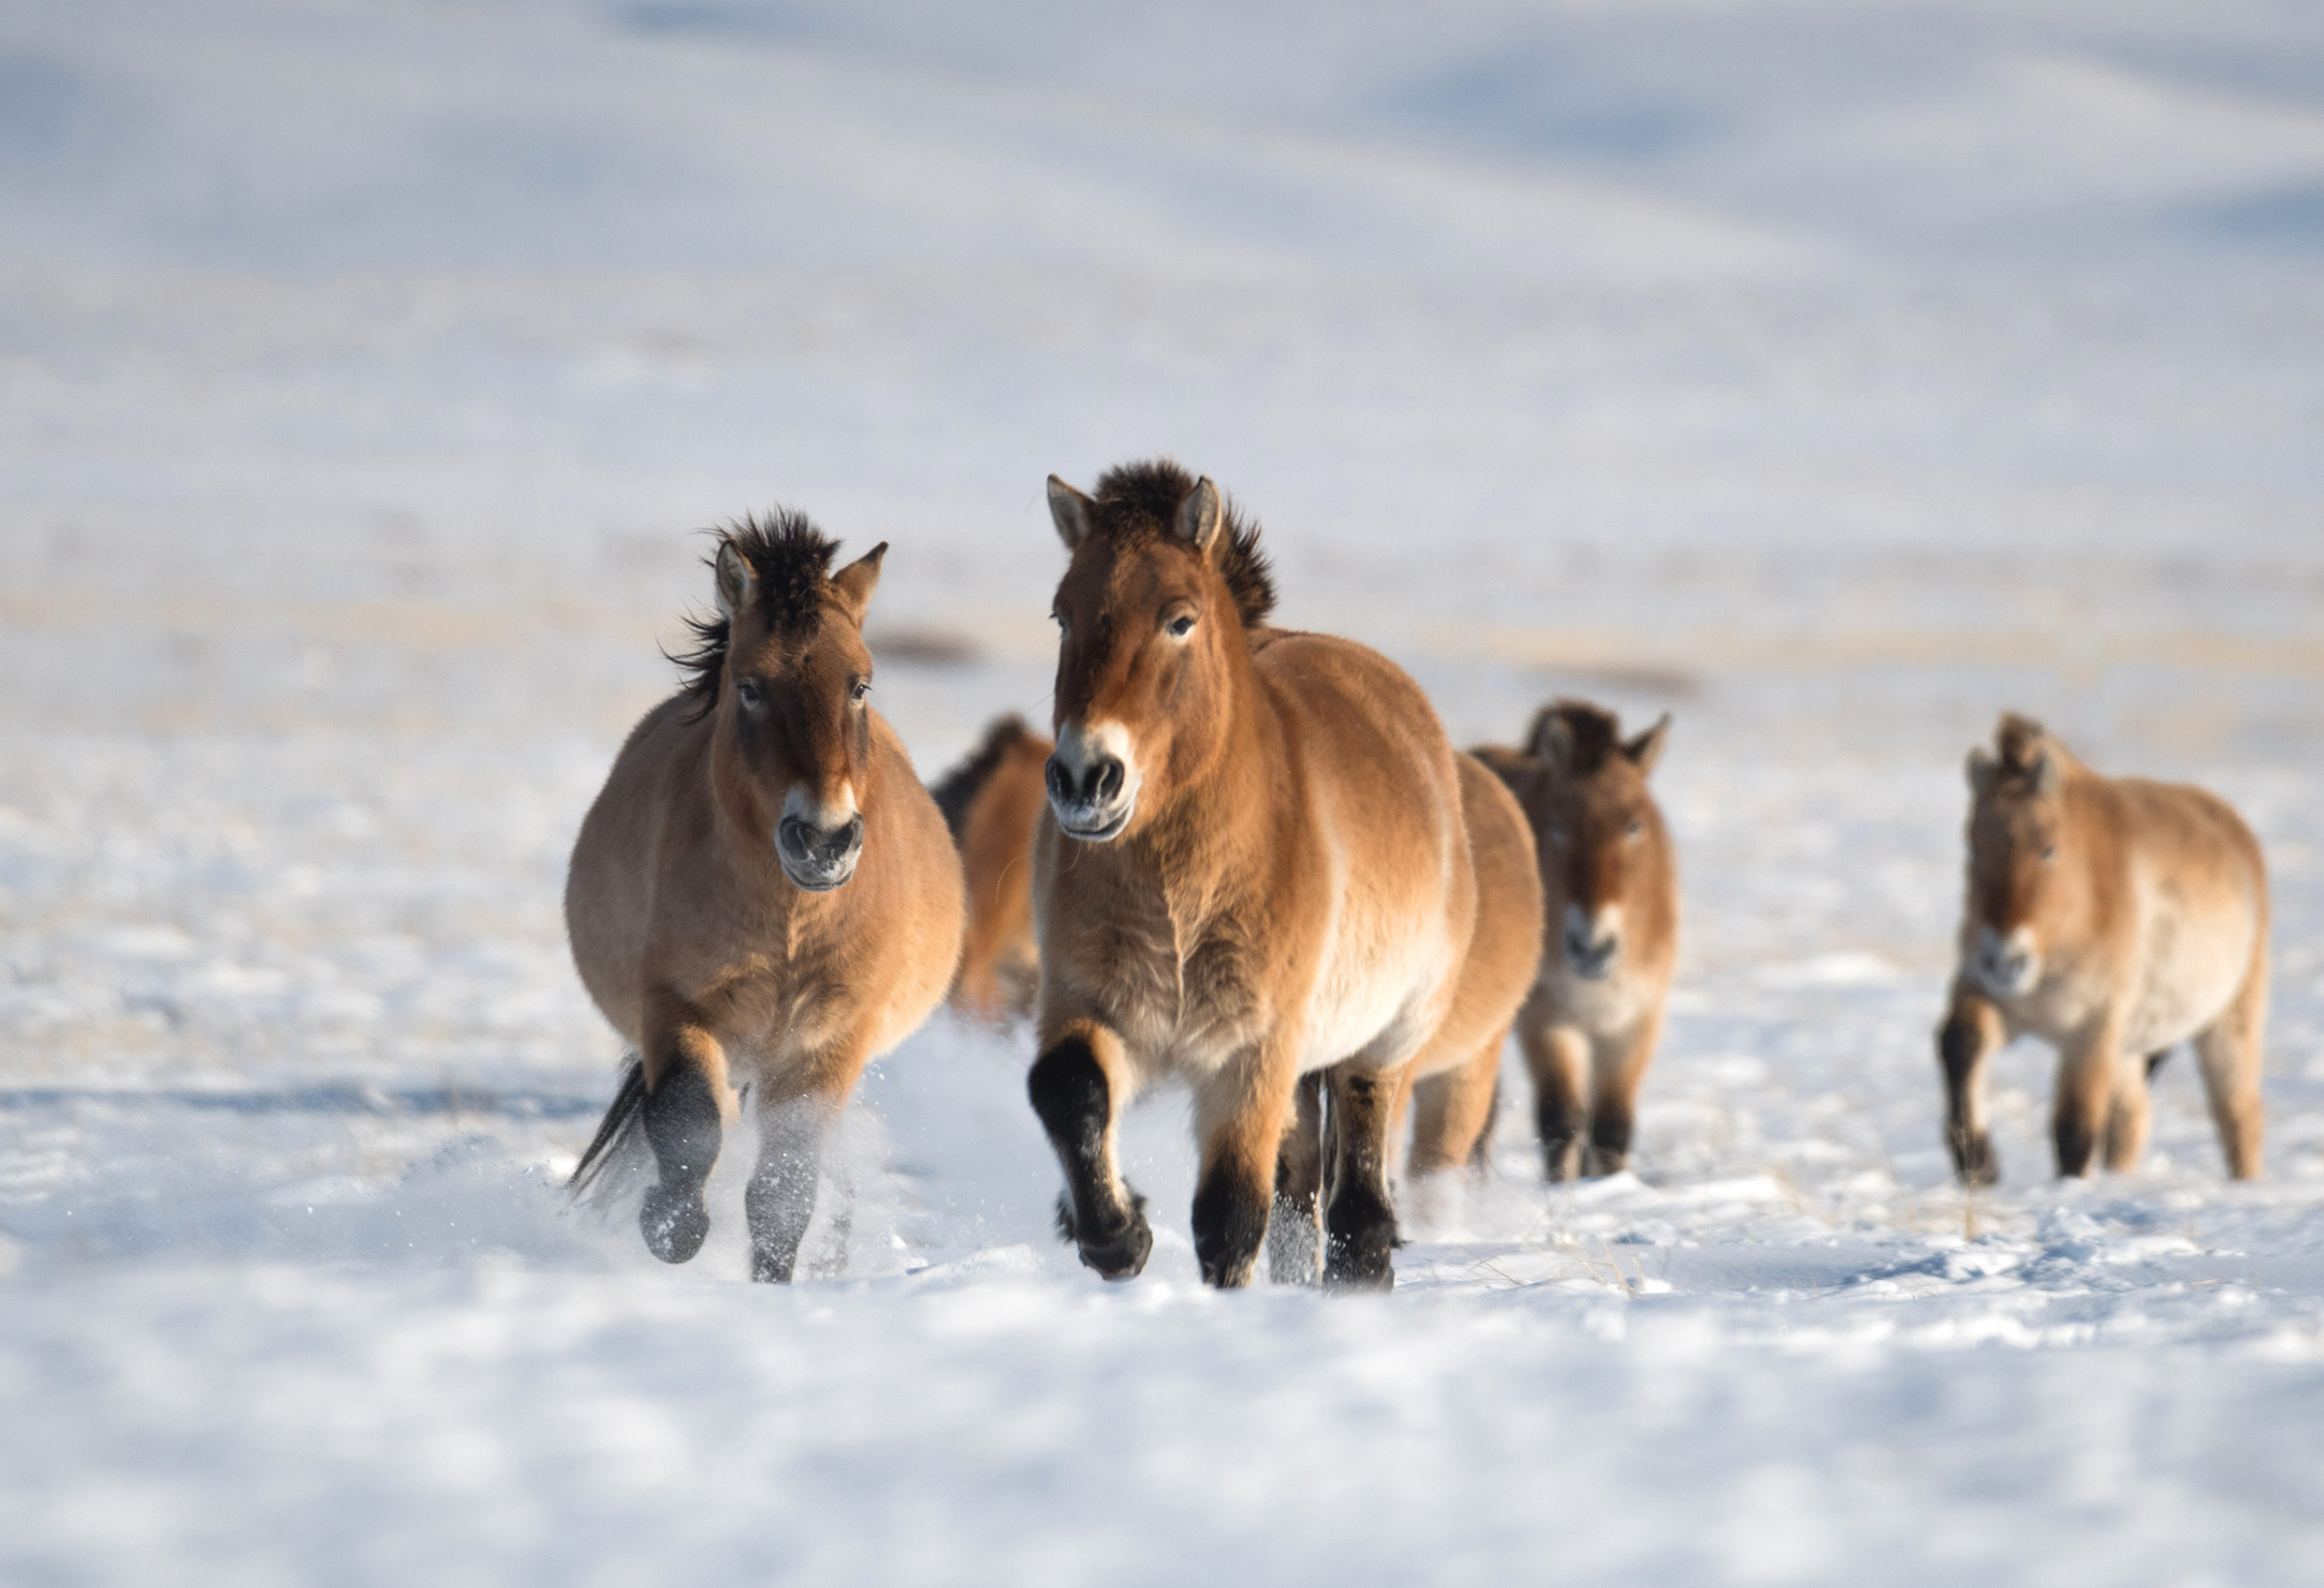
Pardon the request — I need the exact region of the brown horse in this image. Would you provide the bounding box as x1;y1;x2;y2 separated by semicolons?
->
1938;714;2267;1183
930;715;1052;1024
564;512;965;1279
1027;460;1478;1290
1475;701;1678;1179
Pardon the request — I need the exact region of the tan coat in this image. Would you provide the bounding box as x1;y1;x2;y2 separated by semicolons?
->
1940;715;2267;1181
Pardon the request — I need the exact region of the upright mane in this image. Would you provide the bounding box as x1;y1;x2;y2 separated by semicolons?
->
1528;700;1622;776
929;715;1035;841
670;508;844;720
1090;459;1277;630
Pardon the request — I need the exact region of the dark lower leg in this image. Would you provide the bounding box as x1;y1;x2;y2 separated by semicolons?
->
1939;1005;1998;1186
745;1103;827;1283
640;1057;722;1263
1028;1033;1151;1279
1585;1103;1633;1177
1323;1067;1399;1290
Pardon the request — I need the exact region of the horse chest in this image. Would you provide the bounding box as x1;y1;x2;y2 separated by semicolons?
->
1098;915;1268;1071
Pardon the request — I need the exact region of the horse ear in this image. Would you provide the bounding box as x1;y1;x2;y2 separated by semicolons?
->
714;540;755;621
1967;746;1997;795
2030;748;2061;798
828;542;887;626
1047;475;1095;550
1624;713;1672;776
1527;709;1572;768
1176;476;1224;557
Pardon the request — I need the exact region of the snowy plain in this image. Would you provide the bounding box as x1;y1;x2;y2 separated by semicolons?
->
5;1;2324;1582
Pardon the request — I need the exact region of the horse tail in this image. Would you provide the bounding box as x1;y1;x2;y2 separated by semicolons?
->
929;714;1035;842
568;1055;649;1201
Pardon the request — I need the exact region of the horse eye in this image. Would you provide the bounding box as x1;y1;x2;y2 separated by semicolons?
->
852;680;872;704
2041;844;2056;861
1547;824;1567;846
737;680;763;710
1625;820;1643;839
1167;613;1196;638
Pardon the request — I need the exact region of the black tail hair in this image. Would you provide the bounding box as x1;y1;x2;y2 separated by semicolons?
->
567;1056;648;1200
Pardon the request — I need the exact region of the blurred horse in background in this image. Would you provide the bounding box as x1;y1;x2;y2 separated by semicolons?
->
565;514;965;1280
1027;459;1479;1290
1939;714;2267;1183
930;715;1052;1024
1477;701;1678;1180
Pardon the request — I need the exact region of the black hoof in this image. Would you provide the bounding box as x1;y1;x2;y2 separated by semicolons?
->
1542;1135;1584;1182
1585;1147;1629;1178
1055;1191;1153;1281
640;1182;710;1263
749;1250;794;1284
1950;1130;2000;1187
1323;1230;1396;1291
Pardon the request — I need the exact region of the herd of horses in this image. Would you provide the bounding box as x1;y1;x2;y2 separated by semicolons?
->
564;460;2272;1290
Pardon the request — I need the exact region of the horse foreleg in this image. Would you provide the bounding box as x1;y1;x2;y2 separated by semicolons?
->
638;1013;736;1264
1519;1013;1589;1181
1320;1063;1401;1291
2053;1015;2123;1179
745;1078;848;1283
1190;1046;1298;1289
2194;951;2267;1181
1028;1019;1153;1280
1937;989;2003;1186
1267;1071;1324;1285
1587;1006;1665;1177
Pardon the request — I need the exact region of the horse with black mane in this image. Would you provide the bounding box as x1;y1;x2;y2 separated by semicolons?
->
565;512;964;1279
1026;460;1486;1290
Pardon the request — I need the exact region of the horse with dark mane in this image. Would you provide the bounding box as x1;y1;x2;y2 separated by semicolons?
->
565;512;964;1279
1475;700;1678;1179
1026;460;1483;1290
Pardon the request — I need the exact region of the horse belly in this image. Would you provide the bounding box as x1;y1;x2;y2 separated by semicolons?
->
2125;901;2256;1054
1299;922;1459;1074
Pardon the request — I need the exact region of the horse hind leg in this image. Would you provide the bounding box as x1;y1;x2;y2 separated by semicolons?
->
1268;1071;1324;1285
2103;1057;2153;1173
1028;1022;1153;1280
1320;1063;1401;1291
2194;957;2267;1181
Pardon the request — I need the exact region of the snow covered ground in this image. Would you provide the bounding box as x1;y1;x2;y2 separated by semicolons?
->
5;1;2324;1582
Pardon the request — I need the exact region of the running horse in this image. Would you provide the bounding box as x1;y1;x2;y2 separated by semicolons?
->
1026;460;1482;1290
1938;714;2267;1183
565;512;965;1279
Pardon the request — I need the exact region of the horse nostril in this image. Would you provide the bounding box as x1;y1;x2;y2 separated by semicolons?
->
1044;756;1071;803
1094;757;1124;804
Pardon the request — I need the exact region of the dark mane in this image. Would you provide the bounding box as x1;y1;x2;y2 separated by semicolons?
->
929;715;1035;841
1527;700;1623;776
669;508;843;721
1090;459;1277;629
